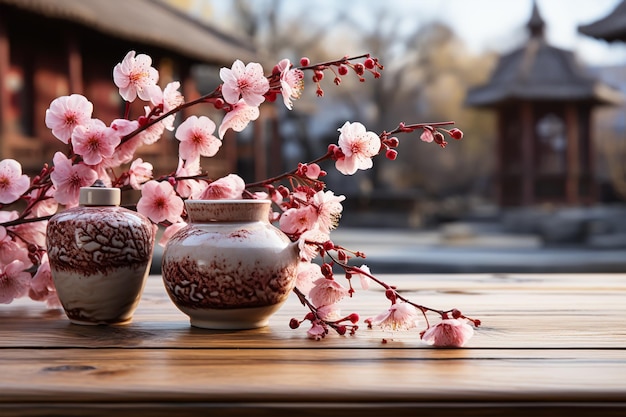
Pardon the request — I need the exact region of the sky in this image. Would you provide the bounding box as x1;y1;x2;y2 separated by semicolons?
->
203;0;626;67
426;0;626;66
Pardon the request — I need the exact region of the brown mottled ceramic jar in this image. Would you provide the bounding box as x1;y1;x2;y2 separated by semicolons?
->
161;199;299;329
46;184;155;325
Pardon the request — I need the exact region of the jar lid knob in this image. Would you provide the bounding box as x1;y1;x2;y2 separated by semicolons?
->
79;180;121;206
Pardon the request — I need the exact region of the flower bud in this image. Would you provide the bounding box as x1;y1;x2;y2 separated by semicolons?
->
337;64;349;76
387;137;399;147
347;313;359;323
277;185;290;198
385;288;397;302
452;308;462;319
354;63;365;76
449;128;463;140
289;318;300;329
321;263;333;278
336;325;347;335
385;149;398;160
364;57;375;70
433;131;447;148
300;57;310;66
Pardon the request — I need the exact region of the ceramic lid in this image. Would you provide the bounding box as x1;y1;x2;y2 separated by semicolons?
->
79;180;121;206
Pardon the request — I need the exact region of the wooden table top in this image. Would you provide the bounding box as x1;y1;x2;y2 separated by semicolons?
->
1;273;625;417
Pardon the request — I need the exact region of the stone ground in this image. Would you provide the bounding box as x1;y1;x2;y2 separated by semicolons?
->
150;218;626;275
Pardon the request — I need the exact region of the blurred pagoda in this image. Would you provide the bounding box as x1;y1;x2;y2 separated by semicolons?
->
466;1;623;207
578;0;626;43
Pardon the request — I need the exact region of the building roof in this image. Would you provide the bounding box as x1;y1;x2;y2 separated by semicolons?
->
0;0;255;65
578;0;626;43
466;2;624;108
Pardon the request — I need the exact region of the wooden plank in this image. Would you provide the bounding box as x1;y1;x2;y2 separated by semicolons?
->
1;403;626;417
0;349;625;403
0;273;624;416
1;274;625;349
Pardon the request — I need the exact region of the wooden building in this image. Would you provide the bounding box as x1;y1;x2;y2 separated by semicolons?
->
466;2;623;207
0;0;255;178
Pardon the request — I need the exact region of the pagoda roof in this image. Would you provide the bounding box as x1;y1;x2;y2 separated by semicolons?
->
578;0;626;43
466;3;624;108
0;0;255;65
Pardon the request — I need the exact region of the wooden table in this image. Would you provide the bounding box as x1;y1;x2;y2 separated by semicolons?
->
1;273;625;416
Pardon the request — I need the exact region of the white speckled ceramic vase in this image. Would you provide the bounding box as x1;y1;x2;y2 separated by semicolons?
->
161;199;299;330
46;184;155;325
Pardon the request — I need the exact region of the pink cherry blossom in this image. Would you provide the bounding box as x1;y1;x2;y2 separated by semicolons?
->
295;261;323;295
220;60;269;107
369;302;419;331
0;238;30;270
174;158;206;199
111;118;140;137
159;221;187;247
45;94;93;143
0;260;30;304
218;99;260;139
420;129;434;143
71;119;121;165
309;277;350;308
128;158;153;190
276;58;304;110
28;254;61;308
26;187;58;218
113;50;161;103
297;228;330;262
161;81;185;131
300;163;323;180
279;205;317;236
137;180;184;224
307;322;327;340
0;211;31;268
316;304;342;321
198;174;245;200
312;190;345;233
175;115;222;161
0;159;30;204
107;119;141;166
14;220;46;251
335;121;381;175
90;163;113;188
137;114;166;145
50;152;98;207
353;264;372;290
421;318;475;348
